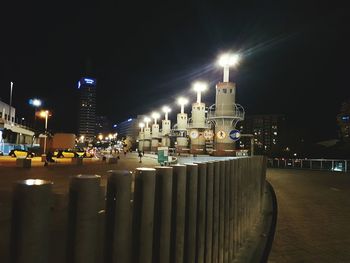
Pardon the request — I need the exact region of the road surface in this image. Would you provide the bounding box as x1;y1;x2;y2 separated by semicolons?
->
268;169;350;263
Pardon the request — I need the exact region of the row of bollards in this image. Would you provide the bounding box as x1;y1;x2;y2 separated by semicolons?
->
9;156;266;263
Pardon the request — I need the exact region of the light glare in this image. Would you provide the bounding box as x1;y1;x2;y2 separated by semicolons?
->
177;97;189;105
218;53;240;67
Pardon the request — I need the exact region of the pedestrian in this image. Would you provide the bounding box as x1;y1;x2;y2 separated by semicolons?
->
138;150;143;163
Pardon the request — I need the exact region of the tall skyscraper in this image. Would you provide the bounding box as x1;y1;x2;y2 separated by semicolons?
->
78;77;96;141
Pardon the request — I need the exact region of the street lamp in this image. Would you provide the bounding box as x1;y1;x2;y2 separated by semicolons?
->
218;53;240;82
39;110;50;154
177;97;189;114
144;117;151;128
98;134;103;141
151;112;160;124
193;82;207;103
162;106;171;120
139;122;145;131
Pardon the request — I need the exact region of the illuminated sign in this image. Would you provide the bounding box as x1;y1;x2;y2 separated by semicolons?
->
127;118;133;122
78;78;96;88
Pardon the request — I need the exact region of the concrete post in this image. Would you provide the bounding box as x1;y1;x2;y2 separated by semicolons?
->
11;179;53;263
132;168;156;263
205;162;214;263
219;160;225;263
212;161;220;263
66;175;101;263
194;162;207;263
224;160;230;262
184;163;198;263
154;166;173;263
104;171;132;263
229;159;235;261
170;165;187;263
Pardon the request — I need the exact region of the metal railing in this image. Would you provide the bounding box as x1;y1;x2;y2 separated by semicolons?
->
268;158;350;173
5;156;268;263
207;103;245;120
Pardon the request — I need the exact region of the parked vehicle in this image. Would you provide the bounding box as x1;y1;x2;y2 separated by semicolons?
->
9;149;35;158
54;149;78;158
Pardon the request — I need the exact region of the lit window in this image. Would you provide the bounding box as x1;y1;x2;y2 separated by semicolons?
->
273;132;277;135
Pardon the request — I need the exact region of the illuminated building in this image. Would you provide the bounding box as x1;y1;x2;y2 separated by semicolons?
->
78;77;96;141
240;114;286;155
337;99;350;143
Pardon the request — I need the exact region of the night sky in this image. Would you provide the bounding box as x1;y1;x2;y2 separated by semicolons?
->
1;1;349;142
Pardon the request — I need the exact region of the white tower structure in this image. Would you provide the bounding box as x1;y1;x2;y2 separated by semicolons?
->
175;97;189;153
143;116;151;152
151;112;161;152
161;106;171;147
208;53;244;156
138;122;145;151
188;82;209;154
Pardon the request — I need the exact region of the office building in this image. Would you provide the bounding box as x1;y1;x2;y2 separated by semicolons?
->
240;114;286;155
78;77;96;141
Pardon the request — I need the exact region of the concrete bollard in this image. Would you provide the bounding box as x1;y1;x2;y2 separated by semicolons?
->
170;165;187;263
218;160;225;263
11;179;53;263
194;162;207;263
66;175;101;263
16;158;31;168
229;159;235;261
153;166;173;263
132;168;156;263
184;163;198;263
104;170;132;263
212;161;220;263
205;162;214;263
224;160;230;263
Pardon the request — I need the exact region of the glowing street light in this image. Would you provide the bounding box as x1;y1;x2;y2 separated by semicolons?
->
139;122;145;132
193;82;207;103
98;134;103;140
162;106;171;120
38;110;50;153
218;53;240;82
29;98;42;107
152;112;160;124
144;117;151;128
177;97;188;114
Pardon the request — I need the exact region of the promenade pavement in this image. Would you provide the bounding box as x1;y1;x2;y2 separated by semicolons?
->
267;169;350;263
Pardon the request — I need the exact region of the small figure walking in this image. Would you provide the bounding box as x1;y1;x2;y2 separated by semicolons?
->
138;150;143;163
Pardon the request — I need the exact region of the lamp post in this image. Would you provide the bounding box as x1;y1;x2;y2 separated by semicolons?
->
139;122;145;132
39;110;49;154
162;106;171;120
177;97;188;114
144;117;151;128
151;112;160;125
218;53;240;82
9;82;13;122
193;82;207;103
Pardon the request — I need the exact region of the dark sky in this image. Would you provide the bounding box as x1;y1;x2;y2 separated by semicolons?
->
1;0;349;142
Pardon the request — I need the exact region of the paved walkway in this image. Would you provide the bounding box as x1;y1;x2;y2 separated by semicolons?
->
267;169;350;263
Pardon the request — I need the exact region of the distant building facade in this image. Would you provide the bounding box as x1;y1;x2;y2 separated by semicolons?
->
337;99;350;143
239;114;286;155
96;115;112;135
115;115;145;141
0;100;34;154
78;77;96;141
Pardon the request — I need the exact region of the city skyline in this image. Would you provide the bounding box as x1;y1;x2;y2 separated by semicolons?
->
0;1;349;142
